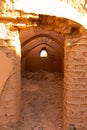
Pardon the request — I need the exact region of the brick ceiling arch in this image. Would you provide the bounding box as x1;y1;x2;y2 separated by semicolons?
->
20;29;64;60
21;33;64;49
22;42;60;60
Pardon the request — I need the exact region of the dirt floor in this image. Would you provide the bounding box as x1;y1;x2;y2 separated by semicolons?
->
19;71;64;130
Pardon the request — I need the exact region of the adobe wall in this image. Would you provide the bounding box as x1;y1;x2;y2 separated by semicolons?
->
0;24;21;130
64;31;87;130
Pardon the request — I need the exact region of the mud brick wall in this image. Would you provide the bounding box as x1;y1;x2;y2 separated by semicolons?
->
0;24;21;130
64;34;87;130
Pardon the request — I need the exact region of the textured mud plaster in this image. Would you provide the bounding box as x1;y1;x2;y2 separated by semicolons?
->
0;51;13;93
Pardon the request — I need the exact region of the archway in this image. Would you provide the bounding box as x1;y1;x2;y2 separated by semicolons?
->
21;31;64;74
20;29;64;130
18;15;87;130
0;1;87;130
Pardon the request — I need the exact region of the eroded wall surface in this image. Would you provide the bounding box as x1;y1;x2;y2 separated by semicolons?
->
64;32;87;130
0;23;21;130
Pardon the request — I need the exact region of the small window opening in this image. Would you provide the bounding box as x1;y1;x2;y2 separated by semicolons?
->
40;47;48;57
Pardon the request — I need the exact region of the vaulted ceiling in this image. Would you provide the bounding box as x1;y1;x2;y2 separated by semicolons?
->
19;29;64;60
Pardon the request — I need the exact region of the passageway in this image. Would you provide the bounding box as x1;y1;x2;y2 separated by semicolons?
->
0;1;87;130
19;29;64;130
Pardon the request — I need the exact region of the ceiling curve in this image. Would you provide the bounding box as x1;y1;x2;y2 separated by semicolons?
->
20;30;64;49
20;29;64;60
22;42;61;60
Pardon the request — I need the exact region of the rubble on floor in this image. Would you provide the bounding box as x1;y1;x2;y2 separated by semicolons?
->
19;71;64;130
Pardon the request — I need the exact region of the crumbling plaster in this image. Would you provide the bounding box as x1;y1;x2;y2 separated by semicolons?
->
0;50;13;93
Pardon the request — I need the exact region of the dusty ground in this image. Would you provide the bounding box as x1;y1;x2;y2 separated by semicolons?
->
19;71;64;130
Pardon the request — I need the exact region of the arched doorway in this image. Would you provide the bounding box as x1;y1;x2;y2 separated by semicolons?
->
20;29;64;130
0;1;87;130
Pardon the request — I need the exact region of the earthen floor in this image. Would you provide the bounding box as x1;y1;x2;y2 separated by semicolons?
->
19;71;64;130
